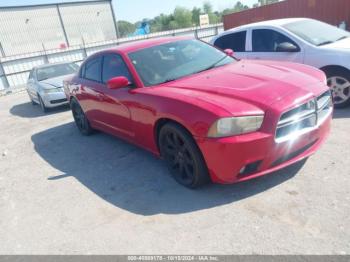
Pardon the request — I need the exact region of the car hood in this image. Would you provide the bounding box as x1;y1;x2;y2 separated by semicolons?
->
163;60;327;110
40;74;74;88
322;37;350;50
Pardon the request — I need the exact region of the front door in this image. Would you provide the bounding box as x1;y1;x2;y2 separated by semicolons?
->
94;53;135;138
246;29;304;63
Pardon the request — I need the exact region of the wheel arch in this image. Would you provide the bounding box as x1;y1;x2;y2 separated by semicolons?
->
69;95;77;104
320;65;350;76
154;118;195;152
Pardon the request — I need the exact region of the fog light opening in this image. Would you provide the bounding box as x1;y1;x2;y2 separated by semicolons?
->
239;166;247;174
238;160;262;177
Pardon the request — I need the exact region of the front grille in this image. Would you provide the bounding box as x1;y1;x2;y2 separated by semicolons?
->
271;140;317;167
50;98;67;104
275;90;332;143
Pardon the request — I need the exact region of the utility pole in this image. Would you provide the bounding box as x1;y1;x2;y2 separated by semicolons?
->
110;0;120;39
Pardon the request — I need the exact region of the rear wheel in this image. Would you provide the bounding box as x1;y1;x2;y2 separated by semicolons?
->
325;68;350;108
71;99;94;136
159;123;210;188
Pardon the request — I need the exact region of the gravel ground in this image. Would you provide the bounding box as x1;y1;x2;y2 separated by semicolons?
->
0;91;349;255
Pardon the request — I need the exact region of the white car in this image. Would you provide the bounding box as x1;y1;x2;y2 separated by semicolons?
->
26;62;79;112
211;18;350;108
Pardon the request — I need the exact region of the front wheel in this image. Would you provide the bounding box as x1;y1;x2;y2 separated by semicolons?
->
326;69;350;108
27;92;37;105
38;95;47;113
159;123;210;188
71;99;94;136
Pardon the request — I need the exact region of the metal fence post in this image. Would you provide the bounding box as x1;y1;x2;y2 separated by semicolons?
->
0;59;10;89
81;37;88;58
109;0;120;39
194;28;199;39
0;42;5;57
56;4;70;47
42;43;49;63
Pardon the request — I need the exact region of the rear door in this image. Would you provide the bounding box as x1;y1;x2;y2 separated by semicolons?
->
246;28;304;63
213;31;248;59
78;55;105;126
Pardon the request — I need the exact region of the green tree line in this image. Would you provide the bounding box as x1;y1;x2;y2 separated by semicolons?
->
116;0;279;37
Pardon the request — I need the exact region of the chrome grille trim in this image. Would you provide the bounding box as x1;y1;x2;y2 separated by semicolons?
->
275;91;332;143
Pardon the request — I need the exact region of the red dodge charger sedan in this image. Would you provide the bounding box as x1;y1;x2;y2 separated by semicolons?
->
64;37;332;188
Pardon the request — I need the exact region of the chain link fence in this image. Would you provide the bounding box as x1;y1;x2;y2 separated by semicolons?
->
0;23;223;93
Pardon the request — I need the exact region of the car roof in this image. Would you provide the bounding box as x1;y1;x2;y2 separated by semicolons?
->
226;17;311;31
102;36;192;54
34;61;75;70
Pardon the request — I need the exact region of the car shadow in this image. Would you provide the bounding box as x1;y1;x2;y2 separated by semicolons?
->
10;102;69;118
333;108;350;119
31;122;306;216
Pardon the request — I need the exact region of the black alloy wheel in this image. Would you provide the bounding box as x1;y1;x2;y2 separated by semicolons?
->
71;99;93;136
159;123;209;188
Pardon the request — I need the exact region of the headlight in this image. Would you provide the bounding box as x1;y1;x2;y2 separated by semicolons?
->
43;88;63;94
207;115;264;138
323;76;328;86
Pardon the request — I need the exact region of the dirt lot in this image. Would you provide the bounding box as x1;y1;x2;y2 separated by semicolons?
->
0;91;349;254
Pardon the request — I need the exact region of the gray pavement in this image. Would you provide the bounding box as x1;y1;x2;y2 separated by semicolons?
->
0;92;349;254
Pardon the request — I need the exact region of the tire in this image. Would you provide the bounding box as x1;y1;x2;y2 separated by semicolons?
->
38;95;47;113
325;68;350;108
70;99;94;136
159;122;210;188
27;92;37;105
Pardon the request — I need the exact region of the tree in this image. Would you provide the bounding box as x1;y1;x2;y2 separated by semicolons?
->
258;0;279;6
173;7;193;28
202;2;220;24
222;1;249;16
116;20;136;37
192;7;201;26
203;1;213;14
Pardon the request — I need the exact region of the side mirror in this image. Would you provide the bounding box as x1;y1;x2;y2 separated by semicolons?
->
107;76;129;89
224;48;235;57
276;42;299;52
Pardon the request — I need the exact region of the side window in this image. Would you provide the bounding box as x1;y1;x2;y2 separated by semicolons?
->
102;54;132;84
252;29;298;52
214;31;246;52
84;56;102;82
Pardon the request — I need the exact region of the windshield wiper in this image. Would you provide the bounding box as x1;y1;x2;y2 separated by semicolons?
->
160;55;229;84
195;55;228;74
317;41;334;46
336;36;349;42
161;78;177;84
318;36;349;46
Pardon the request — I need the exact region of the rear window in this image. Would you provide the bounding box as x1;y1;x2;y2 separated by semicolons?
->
214;31;246;52
36;63;78;81
83;57;102;82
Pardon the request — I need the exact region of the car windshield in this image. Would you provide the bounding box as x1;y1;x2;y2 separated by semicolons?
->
283;19;350;46
128;39;235;86
37;63;79;81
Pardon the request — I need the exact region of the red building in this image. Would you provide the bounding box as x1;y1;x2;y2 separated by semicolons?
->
223;0;350;30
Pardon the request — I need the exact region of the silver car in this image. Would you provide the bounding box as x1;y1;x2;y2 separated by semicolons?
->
26;62;79;112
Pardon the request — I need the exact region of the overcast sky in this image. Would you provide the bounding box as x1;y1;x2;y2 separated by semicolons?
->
1;0;259;23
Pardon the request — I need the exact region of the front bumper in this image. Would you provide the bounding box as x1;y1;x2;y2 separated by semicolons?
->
196;111;332;184
41;91;69;108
